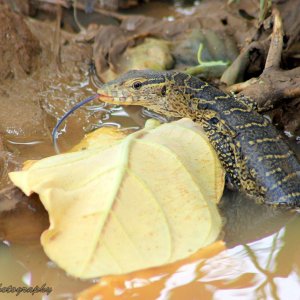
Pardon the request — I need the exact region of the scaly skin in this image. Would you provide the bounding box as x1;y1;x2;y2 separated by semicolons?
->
98;70;300;207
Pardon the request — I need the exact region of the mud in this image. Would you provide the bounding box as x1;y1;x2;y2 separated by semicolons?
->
0;5;94;191
0;5;41;80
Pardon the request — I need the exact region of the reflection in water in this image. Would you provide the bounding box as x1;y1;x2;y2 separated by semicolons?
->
220;191;295;247
221;219;300;300
78;213;300;300
6;140;44;145
244;236;283;300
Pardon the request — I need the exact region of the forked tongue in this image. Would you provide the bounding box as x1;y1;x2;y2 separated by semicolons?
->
52;94;112;153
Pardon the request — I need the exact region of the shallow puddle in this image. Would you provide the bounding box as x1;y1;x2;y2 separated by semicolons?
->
0;193;299;299
1;70;299;299
0;1;300;299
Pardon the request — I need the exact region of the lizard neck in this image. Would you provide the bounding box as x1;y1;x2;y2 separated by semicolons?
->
174;74;226;123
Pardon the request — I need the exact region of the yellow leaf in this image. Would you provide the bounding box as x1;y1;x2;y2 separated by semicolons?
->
9;118;224;279
70;127;126;152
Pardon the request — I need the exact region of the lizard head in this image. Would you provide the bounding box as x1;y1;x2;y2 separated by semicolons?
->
98;70;193;118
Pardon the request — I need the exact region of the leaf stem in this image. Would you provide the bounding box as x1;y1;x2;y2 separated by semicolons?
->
185;43;230;76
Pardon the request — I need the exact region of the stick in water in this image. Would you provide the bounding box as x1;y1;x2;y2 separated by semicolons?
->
52;94;99;154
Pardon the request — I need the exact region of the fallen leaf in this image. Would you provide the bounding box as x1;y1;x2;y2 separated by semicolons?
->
70;126;127;152
9;118;224;279
102;38;174;82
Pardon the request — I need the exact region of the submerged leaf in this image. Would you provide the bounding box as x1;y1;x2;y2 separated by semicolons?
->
9;119;224;279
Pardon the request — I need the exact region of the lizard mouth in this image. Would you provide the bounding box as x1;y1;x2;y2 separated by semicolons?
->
97;86;133;105
98;94;115;102
98;94;131;105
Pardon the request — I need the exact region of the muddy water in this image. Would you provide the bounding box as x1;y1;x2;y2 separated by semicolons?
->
1;2;300;300
119;0;200;18
1;73;300;300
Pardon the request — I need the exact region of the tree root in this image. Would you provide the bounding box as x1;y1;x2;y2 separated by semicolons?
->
225;7;300;110
221;39;270;86
264;7;283;70
52;3;62;69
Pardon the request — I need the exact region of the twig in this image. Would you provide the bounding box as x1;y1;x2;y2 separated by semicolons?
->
259;0;272;22
74;2;129;20
226;78;258;93
283;86;300;99
264;7;283;69
221;39;270;86
52;4;62;69
220;47;249;85
37;0;129;20
224;7;300;109
222;7;283;86
38;0;71;7
73;0;86;32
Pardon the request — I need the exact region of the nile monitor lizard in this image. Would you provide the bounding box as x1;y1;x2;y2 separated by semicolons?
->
95;70;300;207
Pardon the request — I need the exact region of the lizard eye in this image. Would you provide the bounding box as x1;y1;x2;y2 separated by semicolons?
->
132;81;142;90
161;86;166;96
